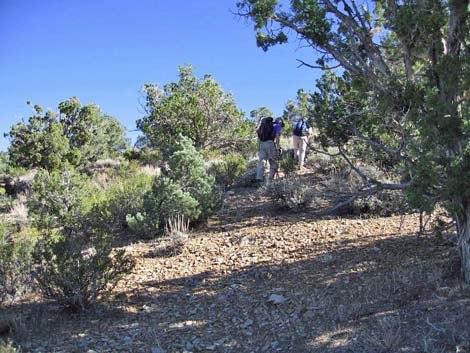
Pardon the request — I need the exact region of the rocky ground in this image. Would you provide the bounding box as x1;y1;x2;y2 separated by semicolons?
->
4;169;470;353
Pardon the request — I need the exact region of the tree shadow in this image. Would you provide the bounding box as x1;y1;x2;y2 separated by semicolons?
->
7;231;469;352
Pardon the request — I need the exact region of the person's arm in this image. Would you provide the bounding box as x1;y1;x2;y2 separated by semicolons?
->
274;124;282;147
274;134;281;148
305;127;313;141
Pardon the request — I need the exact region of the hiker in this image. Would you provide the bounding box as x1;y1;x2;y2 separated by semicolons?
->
256;116;282;182
292;116;313;169
273;117;283;149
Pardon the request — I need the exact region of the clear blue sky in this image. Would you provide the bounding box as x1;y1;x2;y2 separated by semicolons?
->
0;0;321;151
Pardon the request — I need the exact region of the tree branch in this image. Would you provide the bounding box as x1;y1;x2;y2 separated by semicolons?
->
296;59;341;70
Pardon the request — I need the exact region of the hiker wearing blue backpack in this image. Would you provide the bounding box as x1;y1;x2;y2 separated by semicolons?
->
292;117;313;169
255;116;282;182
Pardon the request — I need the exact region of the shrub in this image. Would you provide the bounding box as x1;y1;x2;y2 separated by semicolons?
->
127;177;200;236
127;136;222;236
33;229;134;311
209;153;247;189
91;170;153;231
28;168;135;310
28;168;94;231
306;152;348;173
0;225;38;304
279;154;296;176
0;152;8;174
263;177;315;210
0;189;10;213
351;190;409;217
123;148;159;165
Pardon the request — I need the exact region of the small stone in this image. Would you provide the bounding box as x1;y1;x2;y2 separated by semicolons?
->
185;342;194;350
267;294;287;305
151;347;164;353
240;319;253;328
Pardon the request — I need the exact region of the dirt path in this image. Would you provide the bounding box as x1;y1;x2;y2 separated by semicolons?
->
9;183;470;352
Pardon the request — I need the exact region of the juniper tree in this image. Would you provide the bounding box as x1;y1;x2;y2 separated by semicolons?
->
236;0;470;281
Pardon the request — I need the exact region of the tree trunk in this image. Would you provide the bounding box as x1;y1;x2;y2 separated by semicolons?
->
458;201;470;283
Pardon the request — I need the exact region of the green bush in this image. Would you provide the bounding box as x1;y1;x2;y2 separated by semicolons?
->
279;154;296;176
33;229;134;311
28;168;94;231
209;153;247;189
91;170;153;231
164;136;222;219
123;148;159;165
0;225;38;304
127;136;222;236
127;177;199;236
28;168;135;310
0;152;8;174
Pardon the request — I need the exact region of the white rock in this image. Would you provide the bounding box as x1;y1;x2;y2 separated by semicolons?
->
267;294;287;305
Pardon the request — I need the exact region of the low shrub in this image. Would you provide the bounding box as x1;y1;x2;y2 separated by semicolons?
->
127;177;200;236
351;190;408;217
263;177;315;211
91;171;153;231
127;136;222;237
28;168;94;231
209;153;247;189
33;229;135;311
28;168;135;310
0;225;38;304
306;152;348;173
123;148;159;165
279;154;297;176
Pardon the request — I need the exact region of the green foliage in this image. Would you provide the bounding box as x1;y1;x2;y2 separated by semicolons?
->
282;89;314;125
5;107;69;171
123;147;159;165
250;106;273;121
137;65;245;153
238;0;470;222
91;168;153;232
33;229;134;310
279;154;297;176
0;152;8;174
127;136;222;236
126;212;155;236
6;98;126;170
209;153;247;189
0;225;38;304
232;118;258;157
28;168;94;231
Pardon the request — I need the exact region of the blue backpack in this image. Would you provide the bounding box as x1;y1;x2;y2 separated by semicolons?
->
293;119;308;136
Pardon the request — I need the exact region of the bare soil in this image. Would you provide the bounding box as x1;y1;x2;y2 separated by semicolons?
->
4;170;470;353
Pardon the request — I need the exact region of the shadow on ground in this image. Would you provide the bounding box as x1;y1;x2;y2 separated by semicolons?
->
6;230;470;353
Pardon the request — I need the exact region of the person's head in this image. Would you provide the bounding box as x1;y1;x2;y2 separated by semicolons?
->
265;116;274;123
275;117;284;127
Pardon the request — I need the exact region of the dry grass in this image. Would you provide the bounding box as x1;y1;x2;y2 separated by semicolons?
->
364;316;403;352
139;164;160;177
0;199;28;226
